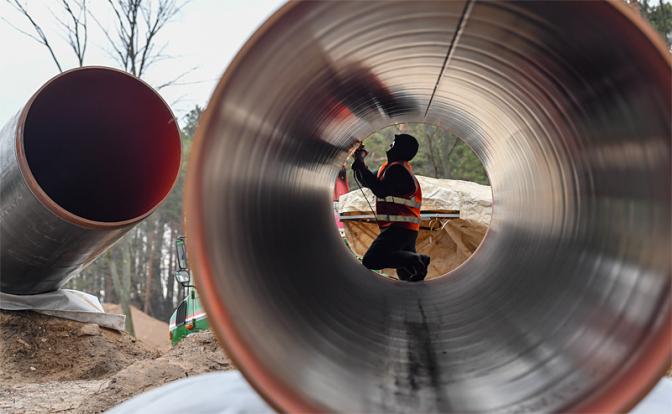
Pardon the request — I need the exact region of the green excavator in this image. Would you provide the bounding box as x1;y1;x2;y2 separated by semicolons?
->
168;236;209;346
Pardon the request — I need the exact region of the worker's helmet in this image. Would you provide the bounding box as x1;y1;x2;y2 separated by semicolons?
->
393;134;419;161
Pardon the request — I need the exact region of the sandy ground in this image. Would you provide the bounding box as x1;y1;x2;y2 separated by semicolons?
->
0;310;232;413
0;380;108;414
102;304;171;352
0;311;158;385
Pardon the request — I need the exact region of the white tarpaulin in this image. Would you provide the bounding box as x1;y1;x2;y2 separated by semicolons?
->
0;289;125;331
338;175;492;224
337;176;492;279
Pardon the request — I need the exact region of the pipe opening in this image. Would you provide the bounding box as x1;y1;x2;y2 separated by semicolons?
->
22;68;181;223
336;122;492;280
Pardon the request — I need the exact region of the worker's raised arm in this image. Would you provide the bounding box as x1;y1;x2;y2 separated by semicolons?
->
352;159;414;198
352;158;384;197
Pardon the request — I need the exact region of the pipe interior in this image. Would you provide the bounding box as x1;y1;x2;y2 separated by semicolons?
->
189;1;670;413
23;69;181;223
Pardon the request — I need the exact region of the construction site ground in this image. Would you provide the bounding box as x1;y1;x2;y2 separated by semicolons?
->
101;304;171;352
1;310;671;413
0;310;233;413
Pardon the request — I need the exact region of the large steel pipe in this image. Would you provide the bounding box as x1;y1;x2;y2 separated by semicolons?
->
1;67;181;294
186;1;671;413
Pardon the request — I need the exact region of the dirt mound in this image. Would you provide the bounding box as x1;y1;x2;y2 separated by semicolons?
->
103;304;170;352
163;330;233;368
75;331;233;413
0;310;158;384
1;309;232;413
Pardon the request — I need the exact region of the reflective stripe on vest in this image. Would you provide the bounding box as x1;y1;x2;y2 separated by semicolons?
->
375;161;422;231
376;195;421;209
375;214;422;224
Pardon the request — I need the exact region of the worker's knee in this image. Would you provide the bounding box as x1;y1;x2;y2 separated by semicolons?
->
362;253;381;270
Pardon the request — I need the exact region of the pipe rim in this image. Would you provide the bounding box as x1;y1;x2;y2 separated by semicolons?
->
186;2;323;411
566;3;672;410
15;66;181;230
185;1;672;413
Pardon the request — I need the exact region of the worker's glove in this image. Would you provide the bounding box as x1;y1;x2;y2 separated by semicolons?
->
354;144;368;162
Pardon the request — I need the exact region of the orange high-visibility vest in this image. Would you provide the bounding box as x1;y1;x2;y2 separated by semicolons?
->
375;161;422;231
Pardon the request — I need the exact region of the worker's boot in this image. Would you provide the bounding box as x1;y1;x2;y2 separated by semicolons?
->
409;255;430;282
397;260;422;281
397;267;413;281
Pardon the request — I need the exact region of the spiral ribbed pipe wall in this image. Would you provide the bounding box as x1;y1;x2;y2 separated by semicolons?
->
186;1;671;412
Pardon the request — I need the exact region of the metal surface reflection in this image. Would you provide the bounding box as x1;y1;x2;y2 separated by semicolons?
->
186;1;671;413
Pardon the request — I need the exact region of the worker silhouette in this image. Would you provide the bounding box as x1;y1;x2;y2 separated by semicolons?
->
352;134;430;282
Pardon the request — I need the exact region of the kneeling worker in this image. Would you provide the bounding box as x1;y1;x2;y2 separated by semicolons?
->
352;134;430;282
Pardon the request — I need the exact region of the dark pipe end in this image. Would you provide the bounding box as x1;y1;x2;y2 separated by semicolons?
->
20;67;181;225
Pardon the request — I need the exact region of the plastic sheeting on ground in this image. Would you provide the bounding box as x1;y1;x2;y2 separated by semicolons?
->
338;176;492;279
632;377;672;414
0;289;125;331
106;371;274;414
105;370;671;414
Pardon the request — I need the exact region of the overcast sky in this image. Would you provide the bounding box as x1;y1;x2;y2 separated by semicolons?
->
0;0;285;126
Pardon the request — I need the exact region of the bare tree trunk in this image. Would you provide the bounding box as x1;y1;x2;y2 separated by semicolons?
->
142;217;157;314
109;247;135;336
150;218;170;320
166;228;176;308
105;267;116;304
442;137;461;179
93;267;101;298
129;228;142;307
424;125;443;178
